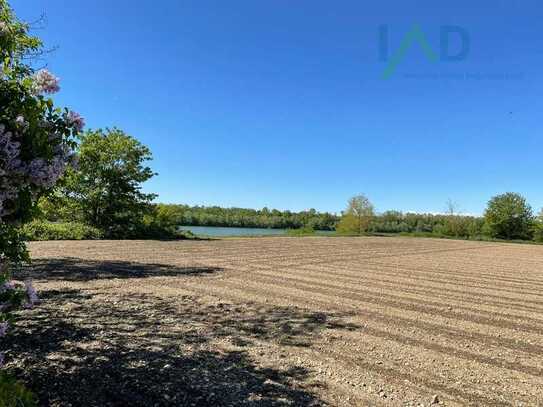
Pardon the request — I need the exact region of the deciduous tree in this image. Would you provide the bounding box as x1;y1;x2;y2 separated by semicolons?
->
337;195;375;235
483;193;534;240
59;129;157;238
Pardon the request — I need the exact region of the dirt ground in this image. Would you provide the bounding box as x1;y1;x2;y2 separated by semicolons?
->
4;236;543;406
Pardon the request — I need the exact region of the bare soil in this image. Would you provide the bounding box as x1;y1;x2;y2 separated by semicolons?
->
4;237;543;406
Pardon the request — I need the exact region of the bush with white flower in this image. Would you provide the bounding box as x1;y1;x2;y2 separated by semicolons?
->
0;0;84;373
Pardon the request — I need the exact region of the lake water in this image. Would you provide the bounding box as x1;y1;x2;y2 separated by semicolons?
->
179;225;335;237
179;226;288;237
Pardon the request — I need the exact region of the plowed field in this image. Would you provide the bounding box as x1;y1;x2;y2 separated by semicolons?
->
6;237;543;406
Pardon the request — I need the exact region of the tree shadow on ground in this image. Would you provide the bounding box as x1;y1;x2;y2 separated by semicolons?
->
3;287;360;406
18;257;224;282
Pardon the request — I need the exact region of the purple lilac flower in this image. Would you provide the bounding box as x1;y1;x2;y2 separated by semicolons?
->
33;69;60;94
0;280;16;294
66;111;85;133
0;125;21;160
27;157;67;188
1;120;74;220
0;124;24;218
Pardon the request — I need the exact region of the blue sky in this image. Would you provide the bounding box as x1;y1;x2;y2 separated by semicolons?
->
12;1;543;215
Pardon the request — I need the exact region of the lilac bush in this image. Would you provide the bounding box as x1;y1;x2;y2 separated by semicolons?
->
1;0;84;370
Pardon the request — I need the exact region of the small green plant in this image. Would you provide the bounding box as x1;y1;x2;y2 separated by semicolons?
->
0;372;37;407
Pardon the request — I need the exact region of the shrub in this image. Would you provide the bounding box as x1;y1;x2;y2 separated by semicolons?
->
466;217;485;239
131;207;196;240
432;223;446;237
21;221;103;241
132;222;187;240
534;228;543;243
336;213;361;235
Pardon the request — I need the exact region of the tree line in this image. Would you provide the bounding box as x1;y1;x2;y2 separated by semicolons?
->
151;204;338;230
337;193;543;243
34;129;341;238
30;129;543;244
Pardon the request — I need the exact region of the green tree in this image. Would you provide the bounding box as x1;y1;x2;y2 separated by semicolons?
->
61;129;157;238
337;195;375;235
483;193;534;240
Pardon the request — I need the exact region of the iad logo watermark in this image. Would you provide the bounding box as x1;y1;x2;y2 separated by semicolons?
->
379;25;470;79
